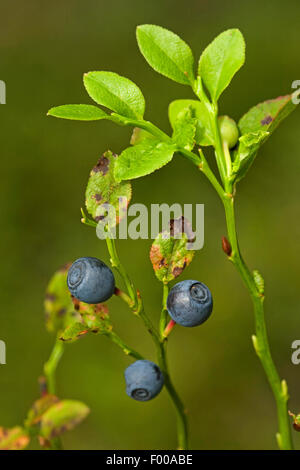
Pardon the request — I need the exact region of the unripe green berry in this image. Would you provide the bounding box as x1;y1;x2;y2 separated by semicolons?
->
218;115;239;148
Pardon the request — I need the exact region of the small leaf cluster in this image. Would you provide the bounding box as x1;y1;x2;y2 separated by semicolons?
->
48;24;297;191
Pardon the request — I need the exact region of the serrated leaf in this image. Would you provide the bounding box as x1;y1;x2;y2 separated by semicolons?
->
198;29;245;102
25;395;60;428
84;71;145;119
115;139;176;181
171;107;196;150
47;104;109;121
60;300;111;342
40;400;90;439
238;94;298;136
0;427;30;450
136;24;194;85
85;150;132;224
150;217;195;283
168;99;214;146
232;130;269;182
45;264;80;333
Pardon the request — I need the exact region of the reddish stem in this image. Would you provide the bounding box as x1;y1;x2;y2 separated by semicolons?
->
163;319;176;338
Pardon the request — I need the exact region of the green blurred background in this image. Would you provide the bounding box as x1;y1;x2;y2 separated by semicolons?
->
1;0;300;450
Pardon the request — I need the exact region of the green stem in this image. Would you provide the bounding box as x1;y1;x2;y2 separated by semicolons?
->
106;238;188;449
43;339;64;450
180;128;293;448
106;237;137;306
181;148;225;200
108;331;144;360
156;341;188;450
193;78;226;185
159;284;169;337
157;283;188;449
222;196;292;450
44;339;64;395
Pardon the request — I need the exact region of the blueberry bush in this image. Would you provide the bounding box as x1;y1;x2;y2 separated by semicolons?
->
1;25;299;450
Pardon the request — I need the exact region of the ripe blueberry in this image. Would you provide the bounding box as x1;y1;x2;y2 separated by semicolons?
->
124;360;164;401
167;280;213;327
67;257;115;304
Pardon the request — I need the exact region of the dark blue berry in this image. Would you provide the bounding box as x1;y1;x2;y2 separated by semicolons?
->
67;257;115;304
124;360;164;401
167;280;213;327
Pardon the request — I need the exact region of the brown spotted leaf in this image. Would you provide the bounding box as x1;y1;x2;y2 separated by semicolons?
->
60;300;112;342
44;264;81;333
40;400;90;439
0;426;30;450
238;94;297;137
25;395;60;429
85;150;132;224
150;217;195;284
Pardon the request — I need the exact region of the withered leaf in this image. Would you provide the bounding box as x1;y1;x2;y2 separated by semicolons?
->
40;400;90;439
44;264;81;333
150;217;195;283
0;426;30;450
85;150;132;224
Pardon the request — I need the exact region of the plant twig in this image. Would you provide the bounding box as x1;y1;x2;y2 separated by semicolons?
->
159;284;169;337
43;339;64;450
108;331;144;360
222;195;292;450
180;128;293;450
156;341;188;450
106;236;189;449
44;339;64;395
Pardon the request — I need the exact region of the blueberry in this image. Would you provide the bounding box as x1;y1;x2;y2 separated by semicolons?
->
67;257;115;304
124;360;164;401
167;280;213;327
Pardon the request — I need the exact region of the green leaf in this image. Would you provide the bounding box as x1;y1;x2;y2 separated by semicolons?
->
40;400;90;439
83;71;145;119
60;300;112;342
25;395;60;428
44;264;80;333
85;150;132;224
238;94;298;136
59;321;90;342
130;127;155;145
0;426;30;450
171;106;196;150
232;131;269;182
150;217;195;283
115;139;176;181
47;104;109;121
72;299;112;333
168;99;213;146
198;29;245;102
136;24;194;85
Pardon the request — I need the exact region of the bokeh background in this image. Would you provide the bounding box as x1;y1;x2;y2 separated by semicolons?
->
1;0;300;450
